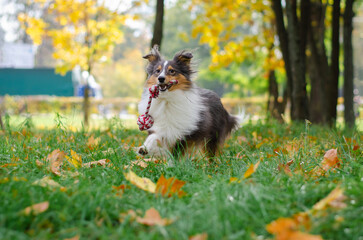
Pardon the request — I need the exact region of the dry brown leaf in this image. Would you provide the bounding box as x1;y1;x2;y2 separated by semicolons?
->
64;235;80;240
278;163;293;176
35;160;44;167
32;176;61;189
87;135;100;150
189;233;208;240
119;209;138;223
312;149;341;176
124;170;156;193
243;161;260;179
124;158;165;169
82;159;110;168
156;175;186;198
312;186;347;212
136;207;173;226
46;149;66;176
22;201;49;215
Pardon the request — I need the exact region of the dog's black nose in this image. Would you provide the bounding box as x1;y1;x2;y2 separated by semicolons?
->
158;76;165;83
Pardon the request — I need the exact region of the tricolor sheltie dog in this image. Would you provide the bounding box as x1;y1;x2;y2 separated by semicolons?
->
137;46;244;159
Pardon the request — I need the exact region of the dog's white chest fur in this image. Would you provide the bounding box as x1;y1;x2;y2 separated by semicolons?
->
138;86;205;146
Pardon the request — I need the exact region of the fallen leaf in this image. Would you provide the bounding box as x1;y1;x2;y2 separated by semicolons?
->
87;135;100;150
33;176;61;189
66;150;82;168
22;201;49;215
124;158;165;169
119;209;138;223
189;233;208;240
266;217;322;240
229;177;240;183
82;159;110;168
156;175;186;198
124;170;156;193
46;149;66;176
312;186;347;212
64;235;80;240
35;160;44;167
243;161;260;179
312;149;341;176
0;163;18;168
112;184;130;197
136;207;173;226
278;163;292;176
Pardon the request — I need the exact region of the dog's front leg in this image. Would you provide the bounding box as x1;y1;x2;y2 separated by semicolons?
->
137;134;169;157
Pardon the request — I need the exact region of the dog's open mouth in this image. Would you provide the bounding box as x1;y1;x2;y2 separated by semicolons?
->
158;84;169;92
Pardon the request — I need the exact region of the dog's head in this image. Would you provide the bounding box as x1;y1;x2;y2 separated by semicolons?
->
143;45;195;91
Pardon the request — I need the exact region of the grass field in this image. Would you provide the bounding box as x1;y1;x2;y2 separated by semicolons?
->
0;115;362;239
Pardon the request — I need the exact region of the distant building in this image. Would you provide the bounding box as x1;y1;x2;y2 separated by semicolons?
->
0;43;35;68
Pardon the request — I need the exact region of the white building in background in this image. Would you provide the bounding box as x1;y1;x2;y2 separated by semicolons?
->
0;43;36;68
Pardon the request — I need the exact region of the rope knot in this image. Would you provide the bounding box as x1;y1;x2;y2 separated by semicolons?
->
137;79;179;131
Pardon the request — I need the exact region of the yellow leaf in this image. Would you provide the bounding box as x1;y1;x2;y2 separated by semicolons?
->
124;171;156;193
243;161;260;179
136;207;173;226
66;150;82;168
229;177;240;183
22;201;49;216
312;186;347;212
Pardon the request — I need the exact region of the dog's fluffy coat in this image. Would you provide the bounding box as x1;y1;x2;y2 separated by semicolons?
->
137;46;241;158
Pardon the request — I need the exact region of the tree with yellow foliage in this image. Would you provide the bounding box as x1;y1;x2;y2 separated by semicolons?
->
19;0;145;126
191;0;286;120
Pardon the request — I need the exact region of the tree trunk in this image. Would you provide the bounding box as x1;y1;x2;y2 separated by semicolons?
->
83;82;90;127
286;0;309;121
343;0;355;128
151;0;164;49
271;0;293;119
267;70;284;122
325;0;341;126
308;1;329;124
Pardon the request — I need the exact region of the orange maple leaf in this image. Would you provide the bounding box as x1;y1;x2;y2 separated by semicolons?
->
136;207;173;226
266;216;322;240
156;175;186;198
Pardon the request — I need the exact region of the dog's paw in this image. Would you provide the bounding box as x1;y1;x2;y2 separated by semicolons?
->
136;146;148;156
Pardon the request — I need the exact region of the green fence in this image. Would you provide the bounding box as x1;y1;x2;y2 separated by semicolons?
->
0;68;74;96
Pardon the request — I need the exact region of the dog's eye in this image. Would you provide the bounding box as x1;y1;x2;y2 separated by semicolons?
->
169;69;175;74
155;69;161;74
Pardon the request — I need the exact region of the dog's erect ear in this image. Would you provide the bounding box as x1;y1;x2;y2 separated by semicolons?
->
143;45;161;63
173;51;193;65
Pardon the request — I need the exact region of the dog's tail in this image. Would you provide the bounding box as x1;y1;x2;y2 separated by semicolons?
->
231;108;248;131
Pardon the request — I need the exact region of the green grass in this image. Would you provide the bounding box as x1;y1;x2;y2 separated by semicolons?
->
0;115;362;240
